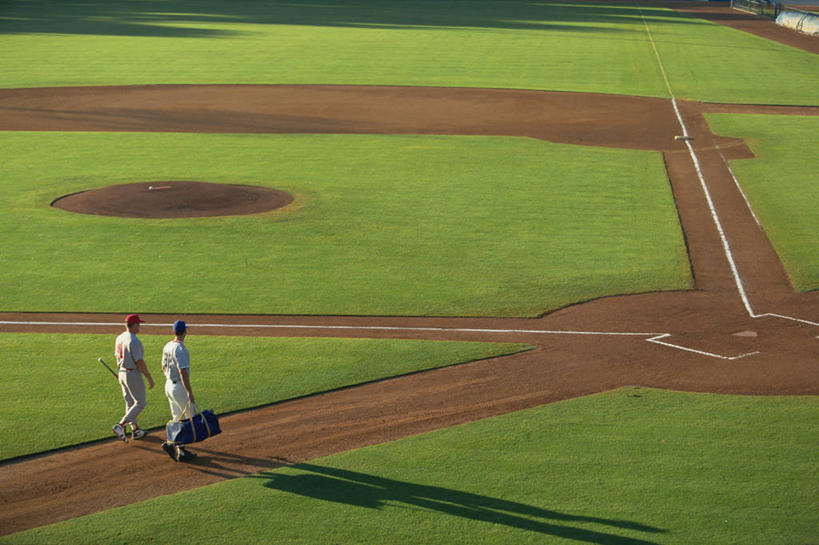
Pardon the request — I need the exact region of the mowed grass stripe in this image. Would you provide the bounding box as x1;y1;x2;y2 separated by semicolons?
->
0;133;692;317
0;332;532;460
4;389;816;545
3;1;816;105
0;0;669;97
706;114;819;291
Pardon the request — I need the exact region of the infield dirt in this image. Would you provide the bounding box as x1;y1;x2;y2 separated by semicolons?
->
52;181;294;218
0;6;817;536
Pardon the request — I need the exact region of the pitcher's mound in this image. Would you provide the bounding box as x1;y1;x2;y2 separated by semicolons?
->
52;181;294;218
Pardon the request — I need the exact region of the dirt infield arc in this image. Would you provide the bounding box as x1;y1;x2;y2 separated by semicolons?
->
1;22;819;541
52;181;294;218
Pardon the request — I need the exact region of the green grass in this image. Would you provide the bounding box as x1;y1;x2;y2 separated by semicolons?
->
5;388;817;545
643;8;819;105
0;332;531;460
0;0;670;96
2;0;817;104
0;132;692;317
706;114;819;291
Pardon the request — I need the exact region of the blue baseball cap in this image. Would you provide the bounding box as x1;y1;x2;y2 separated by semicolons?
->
173;320;187;335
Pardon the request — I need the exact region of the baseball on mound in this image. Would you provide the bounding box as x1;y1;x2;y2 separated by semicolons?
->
148;185;153;190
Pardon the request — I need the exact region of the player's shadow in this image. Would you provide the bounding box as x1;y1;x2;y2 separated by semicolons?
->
254;463;667;545
181;446;286;479
132;438;284;479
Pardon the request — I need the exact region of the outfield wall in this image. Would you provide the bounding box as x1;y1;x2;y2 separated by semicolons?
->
776;7;819;34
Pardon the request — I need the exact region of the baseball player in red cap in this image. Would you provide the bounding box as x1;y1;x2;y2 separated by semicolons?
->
112;313;155;442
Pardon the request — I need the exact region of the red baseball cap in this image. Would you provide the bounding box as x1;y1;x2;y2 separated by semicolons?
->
125;314;145;325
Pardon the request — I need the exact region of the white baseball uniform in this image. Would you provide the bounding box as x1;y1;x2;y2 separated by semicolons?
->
115;330;147;424
162;339;194;420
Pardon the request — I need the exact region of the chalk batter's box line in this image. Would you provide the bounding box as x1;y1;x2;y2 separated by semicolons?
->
646;334;759;361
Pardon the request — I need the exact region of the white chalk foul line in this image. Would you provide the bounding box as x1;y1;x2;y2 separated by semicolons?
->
679;118;757;317
637;6;819;329
0;318;765;360
638;5;755;318
0;319;658;337
717;145;762;227
191;324;665;336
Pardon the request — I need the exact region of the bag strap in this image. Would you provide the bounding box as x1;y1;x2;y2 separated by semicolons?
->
183;400;199;442
170;396;198;422
179;400;211;440
200;410;212;438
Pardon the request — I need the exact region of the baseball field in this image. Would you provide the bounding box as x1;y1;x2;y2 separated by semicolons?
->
1;1;817;543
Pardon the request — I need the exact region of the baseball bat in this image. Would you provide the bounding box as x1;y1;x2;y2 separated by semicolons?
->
97;357;118;379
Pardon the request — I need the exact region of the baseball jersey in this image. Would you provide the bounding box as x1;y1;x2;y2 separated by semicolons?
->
115;331;144;371
162;340;190;383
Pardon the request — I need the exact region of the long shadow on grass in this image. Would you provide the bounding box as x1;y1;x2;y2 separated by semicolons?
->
255;463;667;544
0;0;701;37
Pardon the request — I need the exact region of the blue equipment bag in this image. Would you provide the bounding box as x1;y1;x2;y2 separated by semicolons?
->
166;409;221;445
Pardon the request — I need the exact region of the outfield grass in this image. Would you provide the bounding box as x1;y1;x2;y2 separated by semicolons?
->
644;7;819;105
0;133;692;317
2;0;817;105
1;0;669;96
0;332;530;460
4;388;816;545
706;114;819;291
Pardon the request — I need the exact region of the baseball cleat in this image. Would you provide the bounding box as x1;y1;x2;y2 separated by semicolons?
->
112;423;128;443
131;428;146;440
161;441;178;460
176;447;197;462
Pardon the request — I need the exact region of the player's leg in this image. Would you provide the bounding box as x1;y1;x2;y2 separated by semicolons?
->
111;374;134;442
122;372;147;424
166;380;188;421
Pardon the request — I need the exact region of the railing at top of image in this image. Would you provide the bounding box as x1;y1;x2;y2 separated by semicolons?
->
731;0;783;17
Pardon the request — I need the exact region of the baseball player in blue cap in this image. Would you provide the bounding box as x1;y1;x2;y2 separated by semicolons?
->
160;319;197;462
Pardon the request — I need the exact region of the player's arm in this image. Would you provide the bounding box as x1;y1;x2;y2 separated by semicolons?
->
136;358;155;389
132;340;154;388
180;367;195;404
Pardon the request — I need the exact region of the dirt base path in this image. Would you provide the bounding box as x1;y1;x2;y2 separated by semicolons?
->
1;69;818;541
